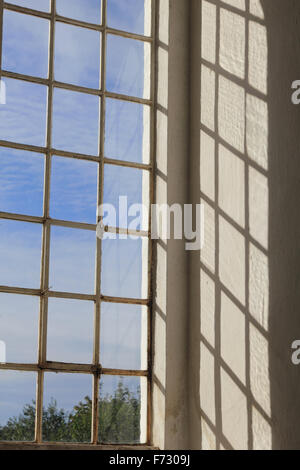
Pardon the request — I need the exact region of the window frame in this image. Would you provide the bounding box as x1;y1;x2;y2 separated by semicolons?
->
0;0;156;449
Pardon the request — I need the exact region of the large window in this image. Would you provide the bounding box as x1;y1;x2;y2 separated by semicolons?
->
0;0;155;447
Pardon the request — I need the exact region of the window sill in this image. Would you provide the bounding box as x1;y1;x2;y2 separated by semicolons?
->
0;442;158;451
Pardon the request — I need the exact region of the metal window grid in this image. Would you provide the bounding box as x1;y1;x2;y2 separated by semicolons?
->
0;0;156;447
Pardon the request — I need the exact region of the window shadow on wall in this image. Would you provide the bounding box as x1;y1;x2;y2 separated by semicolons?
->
190;0;300;450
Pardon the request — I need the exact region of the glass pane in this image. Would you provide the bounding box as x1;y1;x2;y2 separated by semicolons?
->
0;294;39;363
6;0;50;12
50;156;98;224
55;23;100;89
100;303;147;370
47;298;94;364
106;34;150;99
99;375;146;444
0;371;36;442
0;78;47;147
103;164;149;231
105;98;150;164
2;10;49;78
101;235;148;299
56;0;102;24
107;0;151;36
52;88;100;156
43;373;92;443
0;219;42;288
0;147;44;217
49;226;96;294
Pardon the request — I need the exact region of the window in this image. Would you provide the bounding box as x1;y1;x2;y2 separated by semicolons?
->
0;0;155;447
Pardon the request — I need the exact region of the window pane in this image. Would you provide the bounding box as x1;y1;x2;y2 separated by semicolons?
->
56;0;102;24
43;373;92;443
0;371;36;442
55;23;100;89
0;294;39;363
0;78;47;147
100;303;147;370
0;219;42;288
52;88;100;156
106;35;150;99
2;10;49;78
6;0;50;12
105;98;150;164
107;0;151;36
50;156;98;224
99;375;146;444
47;298;94;364
101;236;148;299
0;147;44;217
103;164;149;231
49;226;96;294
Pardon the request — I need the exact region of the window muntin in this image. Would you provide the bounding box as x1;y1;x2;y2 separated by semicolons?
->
0;0;154;446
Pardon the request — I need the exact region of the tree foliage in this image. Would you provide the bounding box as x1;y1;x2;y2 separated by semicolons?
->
0;380;141;444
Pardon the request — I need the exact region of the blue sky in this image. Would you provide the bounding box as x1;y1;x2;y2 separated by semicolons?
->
0;1;150;436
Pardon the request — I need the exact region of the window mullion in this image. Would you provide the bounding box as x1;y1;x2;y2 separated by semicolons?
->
145;0;156;445
0;0;3;73
92;0;107;446
35;0;56;444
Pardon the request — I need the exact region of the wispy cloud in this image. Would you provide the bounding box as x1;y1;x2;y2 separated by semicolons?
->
50;156;98;224
107;0;148;36
55;22;101;89
7;0;50;13
56;0;101;24
0;219;42;288
0;147;44;216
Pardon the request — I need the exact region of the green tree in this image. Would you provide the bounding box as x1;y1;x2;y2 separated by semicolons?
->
0;380;140;444
99;380;140;443
0;402;35;441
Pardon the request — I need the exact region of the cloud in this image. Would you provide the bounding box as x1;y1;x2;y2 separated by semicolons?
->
101;235;148;299
105;97;150;164
47;298;94;364
7;0;50;12
56;0;101;24
107;0;149;36
0;147;44;216
0;78;47;146
100;302;146;370
52;88;100;155
106;34;149;99
50;156;98;224
0;293;39;364
0;219;42;288
0;370;36;425
49;225;96;294
2;9;49;78
54;22;101;89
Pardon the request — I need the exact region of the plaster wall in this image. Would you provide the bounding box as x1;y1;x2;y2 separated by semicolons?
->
189;0;300;450
152;0;190;450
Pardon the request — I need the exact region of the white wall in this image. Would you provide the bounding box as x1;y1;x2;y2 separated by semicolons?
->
189;0;300;450
152;0;190;450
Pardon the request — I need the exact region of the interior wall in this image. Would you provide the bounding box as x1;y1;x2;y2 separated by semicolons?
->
152;0;190;450
189;0;300;450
